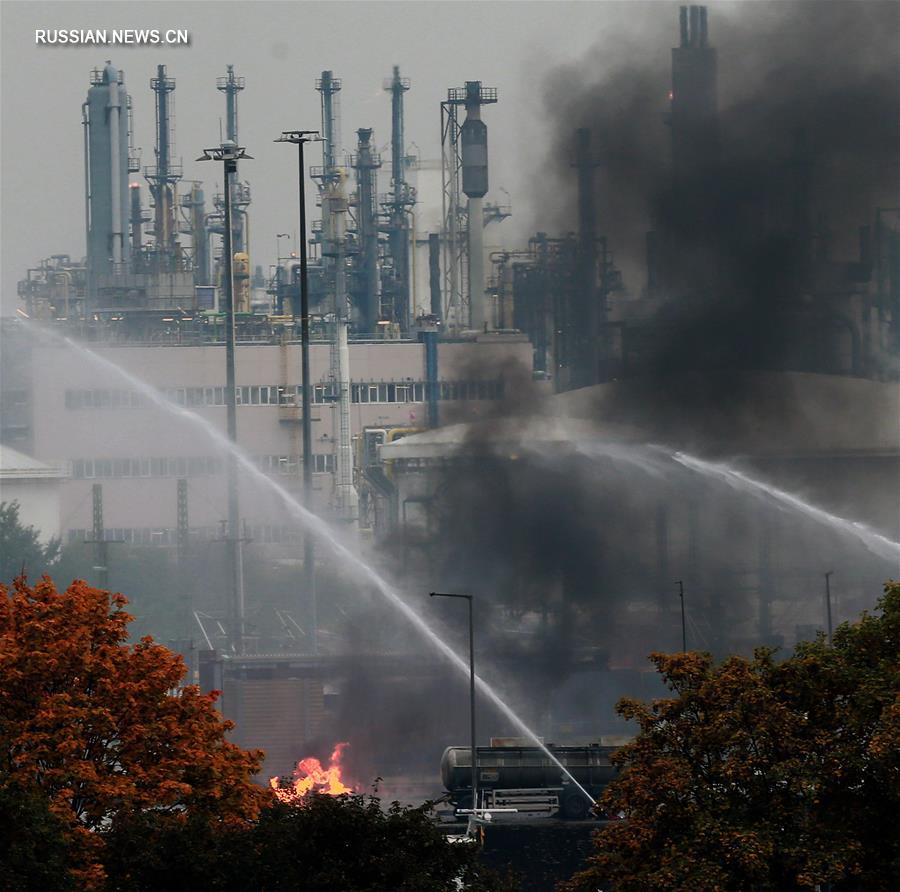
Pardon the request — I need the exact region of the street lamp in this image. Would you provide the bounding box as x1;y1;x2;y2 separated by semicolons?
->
430;591;477;811
824;571;834;645
676;580;686;653
197;141;252;654
276;232;290;263
275;130;321;653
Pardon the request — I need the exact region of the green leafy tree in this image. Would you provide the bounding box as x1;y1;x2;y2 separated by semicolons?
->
0;782;75;892
0;501;60;584
561;581;900;892
102;794;518;892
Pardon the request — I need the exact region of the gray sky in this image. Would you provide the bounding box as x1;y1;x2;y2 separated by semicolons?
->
0;0;678;313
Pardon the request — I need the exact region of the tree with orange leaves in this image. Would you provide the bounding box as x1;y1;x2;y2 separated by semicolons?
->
560;581;900;891
0;576;270;889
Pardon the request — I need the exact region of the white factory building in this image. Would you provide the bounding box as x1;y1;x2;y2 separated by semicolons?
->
0;444;67;543
10;331;531;547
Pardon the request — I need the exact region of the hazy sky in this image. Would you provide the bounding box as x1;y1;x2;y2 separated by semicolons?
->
0;0;683;313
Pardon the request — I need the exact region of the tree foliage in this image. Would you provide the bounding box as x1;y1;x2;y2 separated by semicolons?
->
0;500;60;584
101;794;517;891
561;581;900;892
0;576;269;888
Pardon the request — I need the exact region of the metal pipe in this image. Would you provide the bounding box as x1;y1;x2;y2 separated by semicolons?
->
82;100;92;311
107;65;123;268
468;196;485;330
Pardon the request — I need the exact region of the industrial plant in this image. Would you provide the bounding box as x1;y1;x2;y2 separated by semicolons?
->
2;1;897;842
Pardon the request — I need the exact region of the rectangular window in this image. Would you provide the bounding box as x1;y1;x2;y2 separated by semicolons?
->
413;383;425;402
73;459;84;478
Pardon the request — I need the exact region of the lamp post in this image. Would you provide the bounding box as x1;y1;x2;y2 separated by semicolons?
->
197;141;252;654
276;130;321;652
430;591;477;811
824;571;834;645
676;580;686;653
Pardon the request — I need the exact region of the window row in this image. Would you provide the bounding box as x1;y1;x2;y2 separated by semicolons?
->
66;524;304;547
64;378;505;410
71;454;336;479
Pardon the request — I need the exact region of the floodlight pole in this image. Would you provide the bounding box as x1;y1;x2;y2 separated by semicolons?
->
198;142;252;654
276;130;321;653
431;591;477;810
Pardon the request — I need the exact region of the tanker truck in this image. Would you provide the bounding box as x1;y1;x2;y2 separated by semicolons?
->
440;740;622;821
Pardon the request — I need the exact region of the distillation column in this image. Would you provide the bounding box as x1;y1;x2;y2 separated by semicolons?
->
324;177;357;524
145;64;181;272
460;81;496;331
216;65;249;254
385;66;412;331
85;62;132;287
316;70;357;525
353;128;381;332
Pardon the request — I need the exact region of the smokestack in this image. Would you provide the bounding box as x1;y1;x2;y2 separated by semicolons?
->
679;6;688;47
699;6;708;47
689;6;700;47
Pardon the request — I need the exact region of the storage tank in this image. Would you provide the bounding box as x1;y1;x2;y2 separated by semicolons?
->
440;743;619;818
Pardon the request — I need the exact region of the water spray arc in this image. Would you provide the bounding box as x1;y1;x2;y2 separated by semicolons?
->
27;323;597;807
668;451;900;564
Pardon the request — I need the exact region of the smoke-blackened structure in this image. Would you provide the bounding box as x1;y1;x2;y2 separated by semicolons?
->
527;1;900;387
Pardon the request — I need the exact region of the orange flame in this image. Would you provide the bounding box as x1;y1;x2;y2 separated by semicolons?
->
269;742;354;803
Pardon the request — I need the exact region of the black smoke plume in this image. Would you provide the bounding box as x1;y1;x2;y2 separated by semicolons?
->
539;0;899;380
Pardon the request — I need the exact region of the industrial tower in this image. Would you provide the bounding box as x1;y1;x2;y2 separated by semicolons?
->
216;65;250;255
351;128;381;332
670;5;718;177
383;66;415;332
315;71;357;525
84;62;132;293
144;65;183;273
441;81;497;331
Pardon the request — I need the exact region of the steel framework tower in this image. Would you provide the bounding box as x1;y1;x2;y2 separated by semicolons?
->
144;65;183;273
